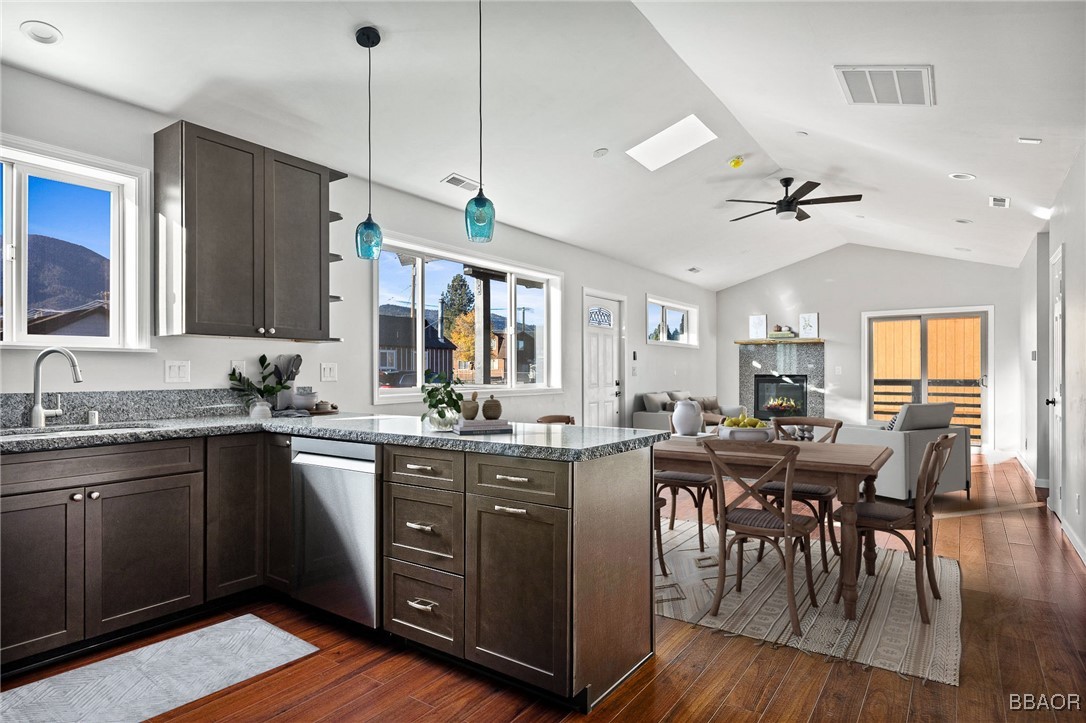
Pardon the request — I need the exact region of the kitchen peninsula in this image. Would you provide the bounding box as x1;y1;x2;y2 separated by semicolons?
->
0;415;668;711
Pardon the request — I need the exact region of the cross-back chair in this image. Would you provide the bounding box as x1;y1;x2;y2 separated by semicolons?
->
702;439;818;637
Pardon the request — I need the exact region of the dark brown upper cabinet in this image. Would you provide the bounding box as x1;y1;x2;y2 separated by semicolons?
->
155;121;336;340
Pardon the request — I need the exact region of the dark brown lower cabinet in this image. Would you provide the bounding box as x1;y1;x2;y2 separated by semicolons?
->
85;473;205;638
264;435;294;592
206;434;265;599
0;488;85;664
465;493;571;695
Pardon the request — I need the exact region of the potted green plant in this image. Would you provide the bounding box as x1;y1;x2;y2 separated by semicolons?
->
228;354;292;418
420;370;463;432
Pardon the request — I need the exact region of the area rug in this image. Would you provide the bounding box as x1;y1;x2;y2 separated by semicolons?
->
0;614;317;722
655;519;962;685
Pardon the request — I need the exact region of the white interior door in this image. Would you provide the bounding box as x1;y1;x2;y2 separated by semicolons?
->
583;295;621;427
1049;247;1064;516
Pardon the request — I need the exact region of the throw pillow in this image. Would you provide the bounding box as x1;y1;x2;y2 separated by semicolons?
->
885;414;899;431
643;392;671;413
668;390;693;401
666;400;701;413
691;395;721;413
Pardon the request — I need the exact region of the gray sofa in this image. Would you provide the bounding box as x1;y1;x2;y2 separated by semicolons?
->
631;390;744;430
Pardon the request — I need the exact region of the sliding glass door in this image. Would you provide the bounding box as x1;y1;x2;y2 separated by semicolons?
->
869;311;987;446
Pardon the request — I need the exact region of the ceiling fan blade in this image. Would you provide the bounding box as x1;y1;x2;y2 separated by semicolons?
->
797;194;862;206
789;181;820;201
796;208;811;222
729;207;776;222
725;199;775;205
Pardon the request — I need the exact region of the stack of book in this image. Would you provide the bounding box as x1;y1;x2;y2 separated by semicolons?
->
768;330;797;339
453;418;513;435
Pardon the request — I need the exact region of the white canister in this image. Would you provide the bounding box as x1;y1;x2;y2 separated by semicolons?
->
671;400;703;436
249;401;273;419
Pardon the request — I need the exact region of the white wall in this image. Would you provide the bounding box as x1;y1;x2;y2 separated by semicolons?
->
714;243;1023;451
0;66;717;422
1049;145;1086;558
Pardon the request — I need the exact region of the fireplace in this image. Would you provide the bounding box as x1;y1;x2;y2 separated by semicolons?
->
754;374;808;420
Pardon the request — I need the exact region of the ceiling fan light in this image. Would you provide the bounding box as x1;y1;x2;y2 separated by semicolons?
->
777;209;798;221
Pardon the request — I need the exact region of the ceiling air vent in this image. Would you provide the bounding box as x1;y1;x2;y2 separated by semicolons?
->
834;65;935;106
441;173;479;192
989;196;1011;208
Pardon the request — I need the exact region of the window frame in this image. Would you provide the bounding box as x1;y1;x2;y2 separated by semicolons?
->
372;234;562;404
0;135;151;351
646;294;699;348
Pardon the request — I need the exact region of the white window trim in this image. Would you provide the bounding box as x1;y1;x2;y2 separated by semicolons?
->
0;134;152;350
371;231;563;405
647;294;699;348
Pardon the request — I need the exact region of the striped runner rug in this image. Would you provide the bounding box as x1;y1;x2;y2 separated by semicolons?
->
1;614;317;722
654;519;962;685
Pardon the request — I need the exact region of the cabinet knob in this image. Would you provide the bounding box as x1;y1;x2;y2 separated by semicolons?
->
89;491;101;500
258;327;266;334
268;328;276;335
71;493;84;502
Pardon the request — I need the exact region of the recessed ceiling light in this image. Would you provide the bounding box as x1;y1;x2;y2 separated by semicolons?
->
592;148;609;158
954;247;972;252
1017;137;1042;145
687;267;702;274
948;173;976;181
20;20;63;45
955;219;973;224
625;114;717;172
855;215;865;219
795;131;809;137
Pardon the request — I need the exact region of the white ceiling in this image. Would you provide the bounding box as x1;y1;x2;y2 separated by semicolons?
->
2;1;1083;290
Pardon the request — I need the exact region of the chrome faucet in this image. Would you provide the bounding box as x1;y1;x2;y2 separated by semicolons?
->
31;347;84;428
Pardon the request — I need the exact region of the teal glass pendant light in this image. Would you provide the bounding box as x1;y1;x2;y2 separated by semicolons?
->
465;0;495;243
355;26;383;260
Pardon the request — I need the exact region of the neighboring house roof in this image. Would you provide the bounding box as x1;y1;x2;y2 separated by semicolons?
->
378;313;456;351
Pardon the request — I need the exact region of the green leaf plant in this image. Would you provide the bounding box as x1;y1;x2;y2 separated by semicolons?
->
420;370;464;420
228;354;292;409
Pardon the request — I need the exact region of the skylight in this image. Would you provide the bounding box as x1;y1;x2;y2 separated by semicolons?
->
625;114;717;171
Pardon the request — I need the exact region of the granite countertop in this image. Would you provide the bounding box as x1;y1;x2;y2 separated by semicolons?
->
0;413;670;462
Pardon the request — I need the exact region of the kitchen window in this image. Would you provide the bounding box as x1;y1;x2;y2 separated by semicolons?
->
374;238;560;400
1;137;149;349
647;295;699;347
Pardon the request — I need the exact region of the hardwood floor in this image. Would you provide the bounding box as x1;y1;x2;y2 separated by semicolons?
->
4;454;1084;721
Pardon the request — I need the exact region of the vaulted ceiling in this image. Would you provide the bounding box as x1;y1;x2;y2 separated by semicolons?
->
3;1;1083;290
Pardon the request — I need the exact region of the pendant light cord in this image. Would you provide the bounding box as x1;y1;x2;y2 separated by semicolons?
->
368;43;373;215
478;0;483;189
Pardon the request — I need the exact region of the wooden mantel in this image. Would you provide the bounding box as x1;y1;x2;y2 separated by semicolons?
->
734;338;826;345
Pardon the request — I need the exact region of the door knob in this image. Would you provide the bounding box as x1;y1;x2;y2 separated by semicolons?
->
1045;398;1056;406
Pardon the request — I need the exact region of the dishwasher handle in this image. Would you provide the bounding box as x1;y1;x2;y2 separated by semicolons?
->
292;452;376;475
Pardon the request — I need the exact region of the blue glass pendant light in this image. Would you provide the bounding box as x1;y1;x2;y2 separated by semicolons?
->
465;0;495;243
355;26;383;260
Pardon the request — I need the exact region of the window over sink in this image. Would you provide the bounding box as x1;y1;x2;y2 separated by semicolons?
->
373;238;561;401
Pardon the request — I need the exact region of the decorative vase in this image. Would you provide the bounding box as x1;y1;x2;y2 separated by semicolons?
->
425;407;459;432
482;395;502;420
671;400;702;436
249;401;272;419
461;391;480;420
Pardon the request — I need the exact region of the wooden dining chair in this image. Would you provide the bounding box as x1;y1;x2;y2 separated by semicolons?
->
703;439;818;637
655;497;669;576
536;415;575;424
833;433;957;624
755;417;844;573
654;416;717;551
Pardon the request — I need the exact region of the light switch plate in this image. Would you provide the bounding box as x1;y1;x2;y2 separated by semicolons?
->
835;366;843;376
320;362;338;382
165;360;191;383
230;360;246;376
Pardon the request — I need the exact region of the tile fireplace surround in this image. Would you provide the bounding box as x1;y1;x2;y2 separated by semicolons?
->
739;342;825;418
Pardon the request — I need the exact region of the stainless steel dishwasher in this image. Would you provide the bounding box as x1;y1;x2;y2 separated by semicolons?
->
291;437;380;628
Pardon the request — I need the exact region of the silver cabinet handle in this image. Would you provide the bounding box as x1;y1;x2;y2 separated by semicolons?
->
405;521;434;533
406;598;437;612
71;493;84;502
494;505;528;515
269;328;276;335
495;474;529;483
405;463;434;472
258;327;266;334
89;491;101;500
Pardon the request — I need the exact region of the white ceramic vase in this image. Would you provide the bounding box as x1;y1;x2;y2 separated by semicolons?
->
671;400;702;436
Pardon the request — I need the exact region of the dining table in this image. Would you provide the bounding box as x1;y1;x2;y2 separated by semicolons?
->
652;437;894;621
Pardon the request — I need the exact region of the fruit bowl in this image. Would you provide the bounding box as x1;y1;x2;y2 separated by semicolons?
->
716;425;775;443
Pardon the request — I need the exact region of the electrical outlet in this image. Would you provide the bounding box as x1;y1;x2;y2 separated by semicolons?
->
164;360;190;383
631;364;638;377
320;362;338;382
230;360;246;377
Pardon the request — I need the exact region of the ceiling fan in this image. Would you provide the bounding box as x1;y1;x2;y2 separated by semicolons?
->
727;177;862;222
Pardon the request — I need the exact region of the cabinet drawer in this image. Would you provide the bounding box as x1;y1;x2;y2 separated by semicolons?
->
1;439;206;497
467;454;571;508
383;558;464;657
384;446;464;492
384;483;464;574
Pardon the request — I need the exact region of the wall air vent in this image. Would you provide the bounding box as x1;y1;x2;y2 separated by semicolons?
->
834;65;935;106
989;196;1011;208
441;173;480;192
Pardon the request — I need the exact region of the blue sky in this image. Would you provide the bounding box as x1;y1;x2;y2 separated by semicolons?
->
28;176;112;258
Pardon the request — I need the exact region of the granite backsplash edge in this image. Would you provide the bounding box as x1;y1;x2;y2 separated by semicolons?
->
1;388;245;428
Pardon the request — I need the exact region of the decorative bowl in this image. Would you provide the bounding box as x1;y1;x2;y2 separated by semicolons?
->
293;390;319;411
716;425;775;443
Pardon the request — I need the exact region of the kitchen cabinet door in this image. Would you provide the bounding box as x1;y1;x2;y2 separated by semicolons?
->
264;435;294;592
0;488;85;664
85;473;204;637
206;434;265;599
465;493;571;695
